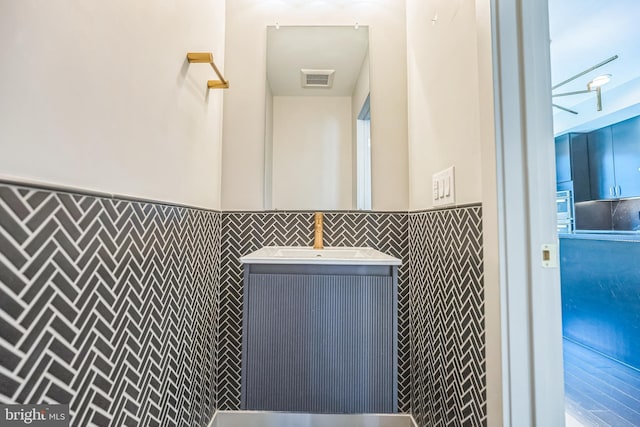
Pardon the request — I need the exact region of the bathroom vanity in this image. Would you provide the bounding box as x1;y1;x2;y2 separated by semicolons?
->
240;247;402;414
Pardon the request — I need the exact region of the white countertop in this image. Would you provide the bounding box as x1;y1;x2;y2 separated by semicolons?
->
560;231;640;242
240;246;402;266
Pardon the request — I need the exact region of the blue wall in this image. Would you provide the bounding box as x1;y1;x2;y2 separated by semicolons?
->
560;237;640;369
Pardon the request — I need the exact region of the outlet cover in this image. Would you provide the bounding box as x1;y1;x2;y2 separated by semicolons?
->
432;166;455;207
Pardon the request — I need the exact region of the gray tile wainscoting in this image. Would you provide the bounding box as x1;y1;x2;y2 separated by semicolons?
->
409;205;486;427
0;184;221;426
0;183;487;427
217;211;411;413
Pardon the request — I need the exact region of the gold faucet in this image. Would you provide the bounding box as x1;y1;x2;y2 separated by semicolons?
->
313;212;324;249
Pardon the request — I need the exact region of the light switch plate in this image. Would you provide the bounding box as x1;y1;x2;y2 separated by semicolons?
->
433;166;455;207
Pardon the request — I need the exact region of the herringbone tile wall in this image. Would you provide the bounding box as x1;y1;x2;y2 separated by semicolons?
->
217;211;411;412
409;206;486;427
0;184;221;426
0;181;487;426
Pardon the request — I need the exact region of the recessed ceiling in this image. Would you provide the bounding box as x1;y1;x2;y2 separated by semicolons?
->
266;26;369;97
549;0;640;130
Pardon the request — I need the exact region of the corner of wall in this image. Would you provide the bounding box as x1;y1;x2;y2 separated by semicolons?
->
475;0;502;424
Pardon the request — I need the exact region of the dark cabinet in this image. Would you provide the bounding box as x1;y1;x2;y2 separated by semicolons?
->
588;116;640;199
560;236;640;370
611;116;640;197
588;126;616;199
570;133;590;202
555;133;590;202
555;134;571;183
242;263;398;413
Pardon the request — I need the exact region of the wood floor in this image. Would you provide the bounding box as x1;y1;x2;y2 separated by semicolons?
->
564;338;640;427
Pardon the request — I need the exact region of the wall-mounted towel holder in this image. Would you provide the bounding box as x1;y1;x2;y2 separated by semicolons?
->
187;52;229;89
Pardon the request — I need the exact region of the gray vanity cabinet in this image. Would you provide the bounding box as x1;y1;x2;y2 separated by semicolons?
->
241;264;398;414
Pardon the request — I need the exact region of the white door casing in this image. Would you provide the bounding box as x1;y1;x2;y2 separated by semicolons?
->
489;0;566;425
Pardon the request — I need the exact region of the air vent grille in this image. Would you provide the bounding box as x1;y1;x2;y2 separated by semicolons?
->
301;69;335;88
306;74;330;85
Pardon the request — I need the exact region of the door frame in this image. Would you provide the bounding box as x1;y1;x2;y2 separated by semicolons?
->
489;0;566;425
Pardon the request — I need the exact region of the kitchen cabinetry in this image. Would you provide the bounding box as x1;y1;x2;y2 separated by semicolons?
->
611;116;640;197
587;126;615;199
560;234;640;370
588;116;640;199
555;132;590;202
555;134;571;183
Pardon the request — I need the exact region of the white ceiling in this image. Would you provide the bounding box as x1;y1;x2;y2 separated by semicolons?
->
549;0;640;131
266;26;369;97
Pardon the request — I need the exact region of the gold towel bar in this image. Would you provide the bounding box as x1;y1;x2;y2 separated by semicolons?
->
187;52;229;89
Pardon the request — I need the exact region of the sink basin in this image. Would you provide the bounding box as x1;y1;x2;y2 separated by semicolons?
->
240;246;402;265
275;248;360;259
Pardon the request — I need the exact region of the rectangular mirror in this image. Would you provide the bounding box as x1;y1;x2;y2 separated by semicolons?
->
264;26;371;210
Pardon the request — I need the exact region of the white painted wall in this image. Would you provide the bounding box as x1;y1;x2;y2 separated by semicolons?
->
353;51;371;122
272;96;352;210
264;83;274;209
352;51;371;208
407;0;502;424
406;0;483;210
0;0;225;209
222;0;408;211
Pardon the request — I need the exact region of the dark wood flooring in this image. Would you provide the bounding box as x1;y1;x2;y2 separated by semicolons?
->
564;338;640;426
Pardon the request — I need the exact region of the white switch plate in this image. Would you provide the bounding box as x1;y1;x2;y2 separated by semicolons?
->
433;166;455;207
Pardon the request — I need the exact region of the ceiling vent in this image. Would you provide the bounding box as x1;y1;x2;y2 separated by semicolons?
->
301;69;335;88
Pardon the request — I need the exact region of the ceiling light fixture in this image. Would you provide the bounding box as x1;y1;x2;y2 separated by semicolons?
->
587;74;611;90
551;55;618;114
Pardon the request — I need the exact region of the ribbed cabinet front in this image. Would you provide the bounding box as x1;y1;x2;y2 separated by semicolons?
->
241;264;398;413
